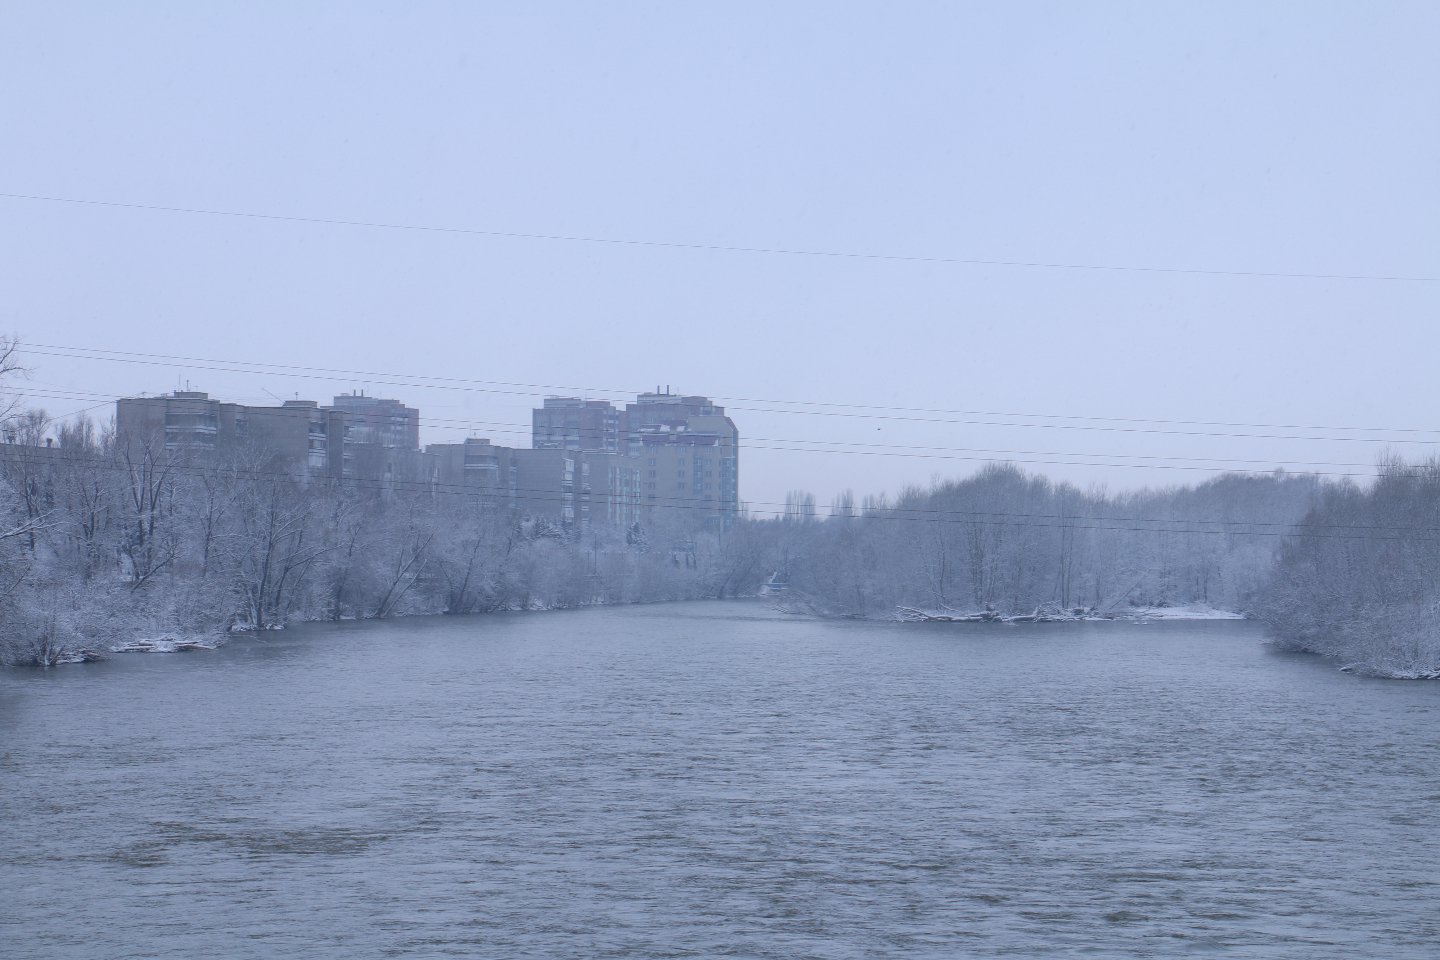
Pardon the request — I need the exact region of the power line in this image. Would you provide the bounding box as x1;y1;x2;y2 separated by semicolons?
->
24;345;1440;447
4;191;1435;283
29;341;1440;436
14;384;1398;468
4;387;1396;478
738;441;1370;476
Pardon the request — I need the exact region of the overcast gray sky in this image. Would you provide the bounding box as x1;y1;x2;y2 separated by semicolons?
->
1;2;1436;512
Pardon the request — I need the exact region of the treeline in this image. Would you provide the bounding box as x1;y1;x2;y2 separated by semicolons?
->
0;417;773;666
774;460;1440;677
1254;457;1440;678
771;463;1324;618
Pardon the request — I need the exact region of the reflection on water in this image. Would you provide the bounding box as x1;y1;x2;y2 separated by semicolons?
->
3;601;1438;958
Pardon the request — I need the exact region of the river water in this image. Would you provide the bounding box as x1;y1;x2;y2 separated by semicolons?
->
2;601;1437;958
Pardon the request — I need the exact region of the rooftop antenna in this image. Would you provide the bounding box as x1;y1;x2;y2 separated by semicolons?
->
262;387;283;402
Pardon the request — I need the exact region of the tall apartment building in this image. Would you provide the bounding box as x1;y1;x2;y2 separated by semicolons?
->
625;392;739;524
531;397;624;453
330;392;420;449
527;389;739;526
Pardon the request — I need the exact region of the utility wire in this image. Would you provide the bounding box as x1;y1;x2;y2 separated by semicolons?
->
14;385;1401;469
4;387;1400;478
28;341;1440;436
4;191;1435;283
24;346;1440;447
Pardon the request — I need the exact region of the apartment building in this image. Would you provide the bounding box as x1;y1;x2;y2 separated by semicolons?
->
526;389;739;526
579;451;644;527
117;389;437;486
625;391;739;524
331;392;420;449
117;383;731;529
531;397;624;453
427;437;518;510
429;437;511;489
426;439;643;528
116;392;351;479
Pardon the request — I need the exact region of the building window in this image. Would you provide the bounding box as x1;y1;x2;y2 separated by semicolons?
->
677;470;685;478
648;470;656;478
647;458;655;466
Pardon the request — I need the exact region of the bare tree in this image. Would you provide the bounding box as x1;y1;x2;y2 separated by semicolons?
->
0;336;29;437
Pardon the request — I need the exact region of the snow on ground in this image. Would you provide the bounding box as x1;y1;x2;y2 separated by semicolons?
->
1123;605;1245;620
112;637;221;653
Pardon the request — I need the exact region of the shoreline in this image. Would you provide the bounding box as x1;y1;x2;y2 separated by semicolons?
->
891;604;1246;624
13;595;752;667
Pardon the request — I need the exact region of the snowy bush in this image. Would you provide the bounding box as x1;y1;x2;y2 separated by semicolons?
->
1256;458;1440;678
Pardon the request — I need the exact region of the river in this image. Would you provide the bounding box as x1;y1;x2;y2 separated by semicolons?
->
2;601;1437;958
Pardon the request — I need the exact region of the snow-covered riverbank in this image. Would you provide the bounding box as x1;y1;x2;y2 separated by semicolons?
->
889;603;1245;624
11;595;731;667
